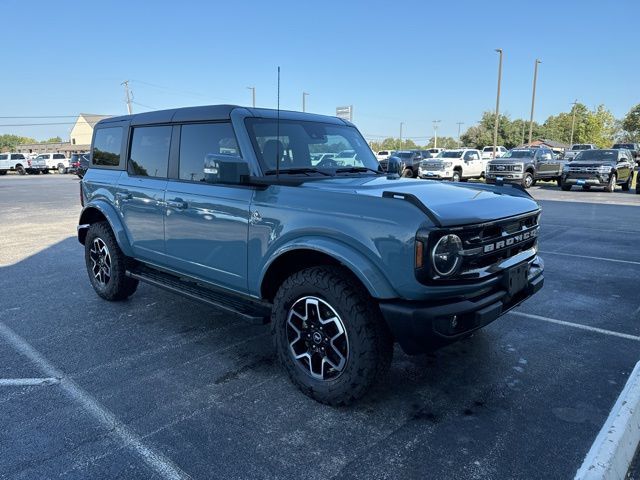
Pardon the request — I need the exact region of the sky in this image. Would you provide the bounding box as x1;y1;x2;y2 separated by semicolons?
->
3;0;639;143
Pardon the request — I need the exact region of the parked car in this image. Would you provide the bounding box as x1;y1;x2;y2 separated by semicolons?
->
418;148;484;182
310;153;336;165
561;149;634;192
77;104;544;405
34;153;70;173
0;152;47;175
482;146;507;160
68;153;89;175
485;147;563;188
390;150;429;177
611;143;639;162
426;148;445;157
563;143;597;162
76;154;90;178
375;150;395;162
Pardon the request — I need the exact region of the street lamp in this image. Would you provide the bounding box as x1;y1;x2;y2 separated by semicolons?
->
246;87;255;107
493;48;503;160
399;122;404;150
302;92;310;112
456;121;464;147
432;120;441;148
569;99;578;146
528;59;541;145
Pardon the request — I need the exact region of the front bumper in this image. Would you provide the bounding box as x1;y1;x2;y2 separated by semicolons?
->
379;256;544;354
419;169;452;179
485;172;524;182
562;174;609;186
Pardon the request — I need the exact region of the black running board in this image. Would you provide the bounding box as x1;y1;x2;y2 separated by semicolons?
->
126;265;271;324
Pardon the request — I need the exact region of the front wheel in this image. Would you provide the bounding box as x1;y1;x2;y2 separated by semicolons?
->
452;171;461;182
84;222;138;301
402;168;414;178
522;172;534;189
605;173;617;192
556;178;562;187
561;183;572;191
58;165;66;174
272;266;393;406
622;172;632;192
16;165;26;175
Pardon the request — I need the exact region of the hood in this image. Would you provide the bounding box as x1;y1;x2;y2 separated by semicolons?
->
302;176;539;227
567;160;614;167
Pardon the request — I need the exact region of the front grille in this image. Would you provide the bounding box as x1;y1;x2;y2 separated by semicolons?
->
567;166;600;174
488;163;518;172
420;162;443;171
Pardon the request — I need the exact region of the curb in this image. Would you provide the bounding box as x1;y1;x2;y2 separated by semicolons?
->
575;361;640;480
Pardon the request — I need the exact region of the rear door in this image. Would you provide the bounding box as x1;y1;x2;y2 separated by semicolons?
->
163;122;252;292
115;125;171;263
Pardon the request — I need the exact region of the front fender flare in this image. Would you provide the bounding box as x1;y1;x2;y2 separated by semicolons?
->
258;236;399;300
77;200;133;257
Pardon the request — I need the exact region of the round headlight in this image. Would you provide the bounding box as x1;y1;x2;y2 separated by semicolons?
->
431;234;463;277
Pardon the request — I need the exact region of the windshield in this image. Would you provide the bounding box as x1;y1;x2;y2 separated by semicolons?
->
502;149;534;159
438;151;462;158
483;147;497;152
245;118;377;171
574;150;617;161
613;144;633;149
395;152;413;158
572;144;591;150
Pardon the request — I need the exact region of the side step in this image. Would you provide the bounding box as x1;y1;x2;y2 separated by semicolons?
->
126;265;271;324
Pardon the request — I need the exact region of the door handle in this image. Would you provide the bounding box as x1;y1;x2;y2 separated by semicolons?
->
115;191;132;200
166;199;188;209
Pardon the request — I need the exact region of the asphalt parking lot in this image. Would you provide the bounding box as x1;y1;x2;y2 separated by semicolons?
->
1;174;639;479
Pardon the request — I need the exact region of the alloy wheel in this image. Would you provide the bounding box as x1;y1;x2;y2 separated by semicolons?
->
89;237;112;287
286;296;349;381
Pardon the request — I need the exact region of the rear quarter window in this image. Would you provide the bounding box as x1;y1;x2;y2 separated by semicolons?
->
93;127;123;167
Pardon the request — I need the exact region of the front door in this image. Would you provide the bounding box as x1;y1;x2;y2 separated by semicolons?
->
116;125;172;263
163;122;251;293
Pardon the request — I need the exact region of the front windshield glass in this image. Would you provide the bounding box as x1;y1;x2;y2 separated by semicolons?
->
438;151;462;158
574;150;617;161
613;144;632;149
572;144;591;150
502;149;534;159
245;118;378;171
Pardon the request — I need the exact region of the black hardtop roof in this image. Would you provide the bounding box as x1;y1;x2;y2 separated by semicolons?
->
95;105;352;128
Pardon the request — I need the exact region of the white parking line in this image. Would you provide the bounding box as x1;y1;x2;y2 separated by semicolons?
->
0;377;59;386
0;321;191;480
510;311;640;342
539;250;640;266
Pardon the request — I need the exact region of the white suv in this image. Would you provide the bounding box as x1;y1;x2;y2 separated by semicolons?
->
482;146;507;160
35;153;70;173
418;149;485;182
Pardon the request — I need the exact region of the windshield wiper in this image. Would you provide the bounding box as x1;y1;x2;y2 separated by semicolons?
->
264;168;335;177
335;166;384;175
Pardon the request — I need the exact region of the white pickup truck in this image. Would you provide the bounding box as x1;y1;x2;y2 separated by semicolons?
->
0;152;47;175
35;153;71;173
418;148;485;182
563;144;596;162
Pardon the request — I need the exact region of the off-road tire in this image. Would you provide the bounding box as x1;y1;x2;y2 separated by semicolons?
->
605;173;616;193
272;266;393;406
84;221;138;301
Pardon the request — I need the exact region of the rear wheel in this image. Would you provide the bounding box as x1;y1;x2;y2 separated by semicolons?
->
0;170;7;175
84;222;138;301
581;185;591;191
605;173;616;192
43;169;50;174
272;266;393;406
561;183;572;191
58;165;66;174
556;177;562;187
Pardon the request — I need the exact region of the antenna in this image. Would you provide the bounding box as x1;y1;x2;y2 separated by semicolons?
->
276;66;281;181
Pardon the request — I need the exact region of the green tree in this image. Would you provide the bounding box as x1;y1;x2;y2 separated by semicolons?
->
0;134;36;150
621;104;640;141
44;136;63;143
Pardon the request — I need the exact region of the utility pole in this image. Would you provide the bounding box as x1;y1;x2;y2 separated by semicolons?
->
456;121;464;147
521;122;526;146
247;87;256;107
432;120;441;148
121;80;133;115
399;122;404;150
569;99;578;146
493;48;503;159
528;59;541;145
302;92;310;112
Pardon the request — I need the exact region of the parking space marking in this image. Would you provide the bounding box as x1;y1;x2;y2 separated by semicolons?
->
0;321;191;480
0;377;60;386
542;223;640;235
539;250;640;266
510;311;640;342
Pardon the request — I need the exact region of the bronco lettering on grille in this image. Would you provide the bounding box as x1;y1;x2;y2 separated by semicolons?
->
483;228;538;253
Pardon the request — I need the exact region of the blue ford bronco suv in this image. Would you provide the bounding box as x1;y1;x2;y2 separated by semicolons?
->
78;105;544;405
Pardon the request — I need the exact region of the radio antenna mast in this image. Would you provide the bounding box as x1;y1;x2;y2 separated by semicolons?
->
276;66;281;181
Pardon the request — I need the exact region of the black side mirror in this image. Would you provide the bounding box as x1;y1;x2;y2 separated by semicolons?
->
386;156;402;178
204;154;250;184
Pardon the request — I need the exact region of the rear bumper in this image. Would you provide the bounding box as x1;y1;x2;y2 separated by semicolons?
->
379;257;544;354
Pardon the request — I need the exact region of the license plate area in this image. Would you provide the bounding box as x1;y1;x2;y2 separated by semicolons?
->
503;263;529;296
576;179;585;185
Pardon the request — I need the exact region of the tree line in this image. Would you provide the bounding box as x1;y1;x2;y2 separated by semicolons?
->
0;135;63;151
370;103;640;152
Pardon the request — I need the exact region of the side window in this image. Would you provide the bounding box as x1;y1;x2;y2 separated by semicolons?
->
53;154;65;159
0;154;7;160
93;127;123;167
178;123;239;182
11;154;25;160
463;151;472;160
128;126;172;178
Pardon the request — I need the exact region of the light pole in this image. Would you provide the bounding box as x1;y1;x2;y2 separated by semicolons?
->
569;99;578;146
521;121;526;146
399;122;404;150
302;92;310;112
432;120;441;148
456;121;464;147
493;48;503;159
528;59;541;145
246;86;255;107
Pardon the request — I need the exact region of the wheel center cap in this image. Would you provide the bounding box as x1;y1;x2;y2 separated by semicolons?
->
312;331;323;344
